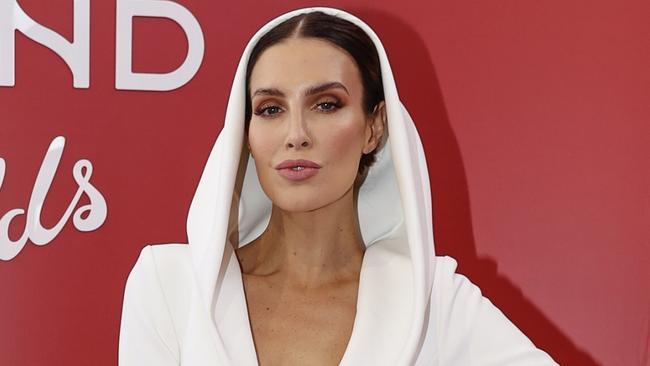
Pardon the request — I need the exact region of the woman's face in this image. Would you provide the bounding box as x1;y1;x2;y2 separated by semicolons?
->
247;37;384;213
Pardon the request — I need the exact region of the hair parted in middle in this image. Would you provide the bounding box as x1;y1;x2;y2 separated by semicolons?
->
244;10;386;179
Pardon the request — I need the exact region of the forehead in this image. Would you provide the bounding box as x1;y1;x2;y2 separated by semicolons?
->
249;37;362;96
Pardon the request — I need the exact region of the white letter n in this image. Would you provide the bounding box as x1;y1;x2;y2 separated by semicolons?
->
0;0;90;88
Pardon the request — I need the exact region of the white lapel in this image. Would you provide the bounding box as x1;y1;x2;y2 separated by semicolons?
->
181;242;258;366
214;243;259;365
339;236;414;365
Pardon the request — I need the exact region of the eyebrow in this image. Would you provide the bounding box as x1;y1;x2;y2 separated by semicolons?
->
251;81;349;98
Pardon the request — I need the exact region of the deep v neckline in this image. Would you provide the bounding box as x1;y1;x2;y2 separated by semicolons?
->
218;236;414;366
232;246;368;366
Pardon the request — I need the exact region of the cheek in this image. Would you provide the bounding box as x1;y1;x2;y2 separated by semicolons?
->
320;118;366;167
248;125;279;162
334;133;361;158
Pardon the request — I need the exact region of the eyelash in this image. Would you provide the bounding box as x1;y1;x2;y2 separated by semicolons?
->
253;99;342;118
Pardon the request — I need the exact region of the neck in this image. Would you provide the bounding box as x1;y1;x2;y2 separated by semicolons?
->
237;185;365;287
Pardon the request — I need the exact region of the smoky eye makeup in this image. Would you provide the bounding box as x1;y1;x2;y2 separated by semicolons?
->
311;90;347;108
314;97;343;112
252;93;346;118
252;98;284;117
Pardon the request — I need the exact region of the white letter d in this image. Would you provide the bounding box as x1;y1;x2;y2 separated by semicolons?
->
116;0;205;91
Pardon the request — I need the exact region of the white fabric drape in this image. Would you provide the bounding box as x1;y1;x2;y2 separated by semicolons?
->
118;6;559;365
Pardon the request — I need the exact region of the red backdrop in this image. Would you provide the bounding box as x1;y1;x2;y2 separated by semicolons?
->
1;1;648;365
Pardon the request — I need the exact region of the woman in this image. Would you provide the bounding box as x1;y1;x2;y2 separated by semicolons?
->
118;6;559;365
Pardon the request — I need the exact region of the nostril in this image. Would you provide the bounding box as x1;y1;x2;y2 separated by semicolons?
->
301;141;309;147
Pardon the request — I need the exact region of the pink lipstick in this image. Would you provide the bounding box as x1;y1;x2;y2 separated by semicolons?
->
275;159;321;181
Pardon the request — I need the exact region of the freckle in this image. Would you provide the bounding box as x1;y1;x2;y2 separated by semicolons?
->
293;251;297;256
266;307;270;311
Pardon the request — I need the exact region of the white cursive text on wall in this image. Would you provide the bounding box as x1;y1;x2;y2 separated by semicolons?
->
0;136;107;261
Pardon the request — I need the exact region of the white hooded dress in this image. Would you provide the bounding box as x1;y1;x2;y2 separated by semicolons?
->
118;6;559;366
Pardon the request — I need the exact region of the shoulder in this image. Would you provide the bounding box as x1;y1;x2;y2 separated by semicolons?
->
119;244;190;364
427;255;559;365
432;255;460;282
120;244;194;357
431;255;478;301
126;243;193;294
431;255;480;311
128;242;194;312
430;255;482;336
144;243;193;277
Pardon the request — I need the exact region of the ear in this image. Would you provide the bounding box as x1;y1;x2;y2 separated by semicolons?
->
363;101;386;154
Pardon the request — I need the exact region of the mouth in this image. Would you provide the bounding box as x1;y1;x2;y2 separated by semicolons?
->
275;159;321;181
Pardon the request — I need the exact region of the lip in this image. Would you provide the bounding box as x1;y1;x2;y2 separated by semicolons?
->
275;159;321;170
275;159;321;182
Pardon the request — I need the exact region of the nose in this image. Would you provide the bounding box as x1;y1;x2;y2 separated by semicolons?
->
284;108;312;149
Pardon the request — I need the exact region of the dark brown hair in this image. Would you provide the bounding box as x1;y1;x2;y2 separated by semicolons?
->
244;11;385;177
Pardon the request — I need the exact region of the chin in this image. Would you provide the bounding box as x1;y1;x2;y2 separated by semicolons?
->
269;181;357;214
259;170;358;213
271;192;329;213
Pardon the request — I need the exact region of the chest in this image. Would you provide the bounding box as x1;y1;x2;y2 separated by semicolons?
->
242;275;359;366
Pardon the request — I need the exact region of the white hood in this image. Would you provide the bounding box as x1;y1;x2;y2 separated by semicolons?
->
185;6;436;365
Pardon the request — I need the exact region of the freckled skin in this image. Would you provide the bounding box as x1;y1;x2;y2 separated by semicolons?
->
241;268;361;366
237;36;386;366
